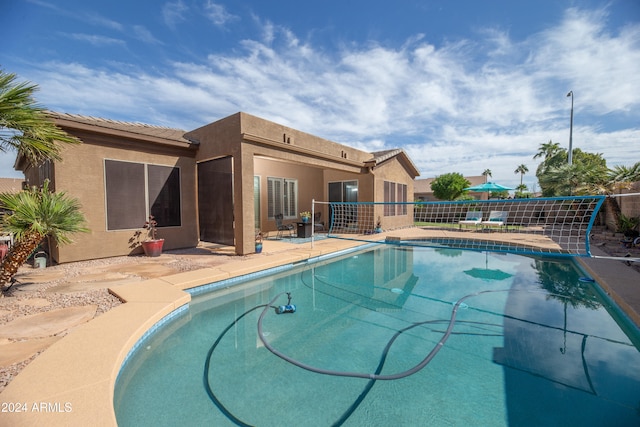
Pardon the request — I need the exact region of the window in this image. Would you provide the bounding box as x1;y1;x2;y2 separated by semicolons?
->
267;177;298;219
384;181;396;216
397;183;407;215
329;180;358;203
105;160;181;230
384;181;407;216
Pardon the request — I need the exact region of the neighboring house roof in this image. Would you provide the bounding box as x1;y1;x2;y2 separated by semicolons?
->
48;112;195;147
0;178;23;194
369;149;421;178
466;175;487;187
414;177;435;194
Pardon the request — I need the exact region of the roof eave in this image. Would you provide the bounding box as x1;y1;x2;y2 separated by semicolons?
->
53;117;196;150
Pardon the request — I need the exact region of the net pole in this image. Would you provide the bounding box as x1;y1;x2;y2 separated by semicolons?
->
311;198;315;249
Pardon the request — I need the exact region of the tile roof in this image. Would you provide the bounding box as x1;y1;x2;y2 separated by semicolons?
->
369;148;420;177
48;112;193;145
413;178;435;193
0;178;24;194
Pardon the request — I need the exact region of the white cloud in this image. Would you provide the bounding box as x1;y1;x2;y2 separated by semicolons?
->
133;25;163;45
4;7;638;191
65;33;126;47
203;1;238;27
162;0;188;30
532;7;640;114
85;13;124;32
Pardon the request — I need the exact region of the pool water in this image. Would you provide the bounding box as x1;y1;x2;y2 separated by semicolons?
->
114;246;640;426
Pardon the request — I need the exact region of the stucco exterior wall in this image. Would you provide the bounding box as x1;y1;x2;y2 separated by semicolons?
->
373;160;415;230
254;158;324;234
238;112;371;164
187;113;385;253
49;132;198;263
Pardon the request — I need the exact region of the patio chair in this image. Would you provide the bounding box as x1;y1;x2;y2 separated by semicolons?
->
458;211;483;230
275;213;295;239
314;212;325;232
482;211;508;231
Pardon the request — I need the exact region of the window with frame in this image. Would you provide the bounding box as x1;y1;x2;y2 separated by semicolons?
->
267;177;298;219
105;160;181;230
384;181;407;216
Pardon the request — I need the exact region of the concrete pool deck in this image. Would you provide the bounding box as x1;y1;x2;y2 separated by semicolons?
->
1;228;639;426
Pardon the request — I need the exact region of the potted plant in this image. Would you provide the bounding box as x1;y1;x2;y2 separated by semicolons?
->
141;215;164;257
255;230;263;253
300;211;311;223
375;216;382;233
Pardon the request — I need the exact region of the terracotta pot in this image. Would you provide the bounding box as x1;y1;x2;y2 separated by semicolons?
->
141;239;164;257
0;244;7;261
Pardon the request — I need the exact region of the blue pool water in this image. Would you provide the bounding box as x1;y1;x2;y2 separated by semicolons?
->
114;246;640;426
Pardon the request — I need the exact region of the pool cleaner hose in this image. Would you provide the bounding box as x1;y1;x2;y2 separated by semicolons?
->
257;290;500;380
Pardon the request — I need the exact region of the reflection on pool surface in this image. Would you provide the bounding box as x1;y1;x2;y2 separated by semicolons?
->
114;246;640;426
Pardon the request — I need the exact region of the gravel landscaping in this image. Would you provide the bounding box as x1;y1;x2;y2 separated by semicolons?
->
0;247;238;393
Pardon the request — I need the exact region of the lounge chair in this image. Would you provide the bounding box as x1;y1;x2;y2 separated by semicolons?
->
275;213;295;238
458;211;483;230
482;211;508;231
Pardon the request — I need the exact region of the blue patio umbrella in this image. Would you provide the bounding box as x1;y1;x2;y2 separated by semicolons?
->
464;182;514;192
464;253;513;281
463;267;513;281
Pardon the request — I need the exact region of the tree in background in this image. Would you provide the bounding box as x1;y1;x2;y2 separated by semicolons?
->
482;169;492;183
608;163;640;187
533;140;562;161
514;164;529;186
535;147;607;197
0;69;80;165
513;164;530;198
515;184;529;198
602;162;640;231
0;180;88;295
430;173;471;201
534;140;565;193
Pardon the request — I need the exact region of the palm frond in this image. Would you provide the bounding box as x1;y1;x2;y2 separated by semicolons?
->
0;69;81;165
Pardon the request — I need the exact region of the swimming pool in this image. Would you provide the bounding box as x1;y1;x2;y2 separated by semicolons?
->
114;245;640;426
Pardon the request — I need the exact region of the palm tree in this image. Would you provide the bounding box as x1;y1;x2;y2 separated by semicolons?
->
533;140;561;160
1;69;80;165
601;162;640;230
0;180;88;295
514;164;529;186
482;169;492;183
608;163;640;185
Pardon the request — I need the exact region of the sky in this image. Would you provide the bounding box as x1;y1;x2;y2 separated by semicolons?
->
1;0;639;191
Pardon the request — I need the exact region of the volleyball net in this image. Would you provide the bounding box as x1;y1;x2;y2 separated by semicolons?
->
311;194;640;261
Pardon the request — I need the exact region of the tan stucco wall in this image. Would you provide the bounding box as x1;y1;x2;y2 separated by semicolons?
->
49;132;198;263
187;112;380;254
374;160;415;229
254;158;325;234
238;112;372;164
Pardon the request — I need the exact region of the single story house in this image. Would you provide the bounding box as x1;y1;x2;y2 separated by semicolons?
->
15;112;420;263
